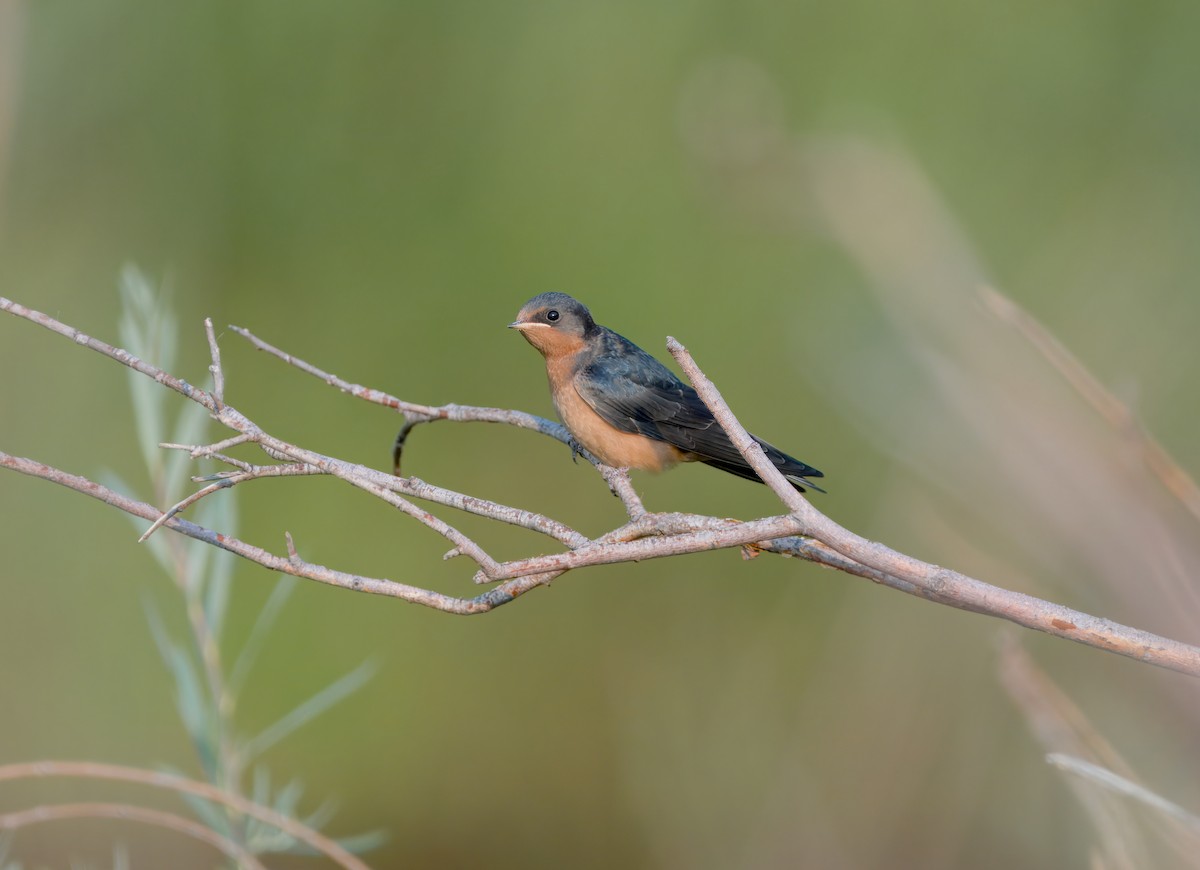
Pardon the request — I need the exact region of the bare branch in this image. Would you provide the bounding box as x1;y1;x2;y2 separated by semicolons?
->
330;466;503;576
138;475;240;543
595;464;646;519
0;450;522;614
4;297;1200;677
383;474;588;548
173;432;254;458
228;324;574;470
137;460;323;544
230;324;423;413
204;317;225;411
480;513;805;581
0;297;217;411
667;336;1200;677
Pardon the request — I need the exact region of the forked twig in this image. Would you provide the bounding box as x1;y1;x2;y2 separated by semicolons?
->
3;295;1200;677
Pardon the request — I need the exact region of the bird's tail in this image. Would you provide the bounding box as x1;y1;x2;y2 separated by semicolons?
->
699;456;826;494
785;472;827;494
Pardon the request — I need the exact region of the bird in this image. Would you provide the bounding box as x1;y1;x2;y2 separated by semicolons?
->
509;292;824;493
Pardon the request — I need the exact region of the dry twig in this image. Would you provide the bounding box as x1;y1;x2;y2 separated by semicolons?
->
0;760;368;870
981;285;1200;524
3;296;1199;676
0;802;266;869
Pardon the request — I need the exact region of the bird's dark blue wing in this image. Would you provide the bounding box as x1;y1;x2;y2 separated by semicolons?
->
573;329;824;490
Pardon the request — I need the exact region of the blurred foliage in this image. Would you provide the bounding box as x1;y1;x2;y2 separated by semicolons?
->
1;1;1199;867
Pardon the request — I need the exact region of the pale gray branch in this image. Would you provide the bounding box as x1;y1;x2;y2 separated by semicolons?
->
666;336;1200;677
204;317;225;410
3;296;1200;677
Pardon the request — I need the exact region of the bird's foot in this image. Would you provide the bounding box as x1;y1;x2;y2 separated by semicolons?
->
568;437;585;464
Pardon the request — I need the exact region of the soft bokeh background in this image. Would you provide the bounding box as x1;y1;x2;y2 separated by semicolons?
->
2;2;1199;867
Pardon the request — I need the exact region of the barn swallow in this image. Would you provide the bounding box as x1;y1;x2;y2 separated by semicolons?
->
509;292;824;492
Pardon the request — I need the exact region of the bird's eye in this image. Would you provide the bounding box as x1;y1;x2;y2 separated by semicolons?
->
545;309;560;323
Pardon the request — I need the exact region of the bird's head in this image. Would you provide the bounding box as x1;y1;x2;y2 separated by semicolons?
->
509;292;596;357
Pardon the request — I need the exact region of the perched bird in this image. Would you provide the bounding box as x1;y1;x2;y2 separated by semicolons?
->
509;292;824;493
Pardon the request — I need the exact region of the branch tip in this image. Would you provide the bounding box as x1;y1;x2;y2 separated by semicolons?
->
203;317;225;410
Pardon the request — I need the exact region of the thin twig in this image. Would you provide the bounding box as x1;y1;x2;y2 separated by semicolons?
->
139;476;240;542
229;324;573;460
0;802;266;869
1047;754;1200;834
0;450;540;613
406;476;589;547
162;432;588;549
173;432;254;457
330;467;502;575
0;297;217;411
139;463;320;542
205;317;225;411
595;464;646;518
0;760;368;870
981;285;1200;524
478;513;805;581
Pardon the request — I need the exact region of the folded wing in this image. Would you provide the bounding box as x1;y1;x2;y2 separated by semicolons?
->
574;332;824;492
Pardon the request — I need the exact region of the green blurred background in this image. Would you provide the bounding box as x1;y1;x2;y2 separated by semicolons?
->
2;2;1200;867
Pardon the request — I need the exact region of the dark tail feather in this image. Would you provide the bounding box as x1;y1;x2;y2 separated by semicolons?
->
700;457;826;494
785;472;826;494
755;435;825;494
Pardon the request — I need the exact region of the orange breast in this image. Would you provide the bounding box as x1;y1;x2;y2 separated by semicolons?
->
554;384;683;471
546;356;683;471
